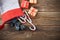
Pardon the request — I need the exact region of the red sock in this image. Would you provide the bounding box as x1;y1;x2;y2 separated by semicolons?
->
0;24;4;30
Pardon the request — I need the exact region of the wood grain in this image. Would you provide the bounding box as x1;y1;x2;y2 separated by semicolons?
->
0;0;60;40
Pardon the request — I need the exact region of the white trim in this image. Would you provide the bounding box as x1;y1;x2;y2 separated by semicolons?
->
1;0;20;14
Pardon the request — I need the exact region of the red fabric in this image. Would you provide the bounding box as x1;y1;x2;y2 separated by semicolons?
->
0;23;5;30
0;8;24;30
2;8;24;24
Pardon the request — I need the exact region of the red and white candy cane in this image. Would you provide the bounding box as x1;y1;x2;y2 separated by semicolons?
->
18;10;36;31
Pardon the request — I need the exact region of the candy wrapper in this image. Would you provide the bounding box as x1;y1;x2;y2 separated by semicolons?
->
21;0;29;9
29;0;37;4
28;7;38;17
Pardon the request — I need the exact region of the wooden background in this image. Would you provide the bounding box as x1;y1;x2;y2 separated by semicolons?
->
0;0;60;40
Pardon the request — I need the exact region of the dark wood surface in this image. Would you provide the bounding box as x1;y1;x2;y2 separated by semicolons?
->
0;0;60;40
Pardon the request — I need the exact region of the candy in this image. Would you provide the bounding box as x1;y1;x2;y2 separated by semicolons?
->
21;0;29;9
29;0;37;4
28;7;38;17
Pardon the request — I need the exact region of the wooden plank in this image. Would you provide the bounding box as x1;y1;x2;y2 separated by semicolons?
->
0;28;60;40
34;0;60;12
25;18;60;26
35;12;60;19
38;12;60;17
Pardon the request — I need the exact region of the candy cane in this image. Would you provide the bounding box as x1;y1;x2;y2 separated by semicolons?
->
18;10;36;31
24;10;36;31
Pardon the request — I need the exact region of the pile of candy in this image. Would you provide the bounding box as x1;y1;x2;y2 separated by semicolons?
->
17;0;38;31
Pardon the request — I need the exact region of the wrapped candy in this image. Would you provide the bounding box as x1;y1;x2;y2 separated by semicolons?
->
21;0;29;9
28;7;38;17
29;0;37;4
